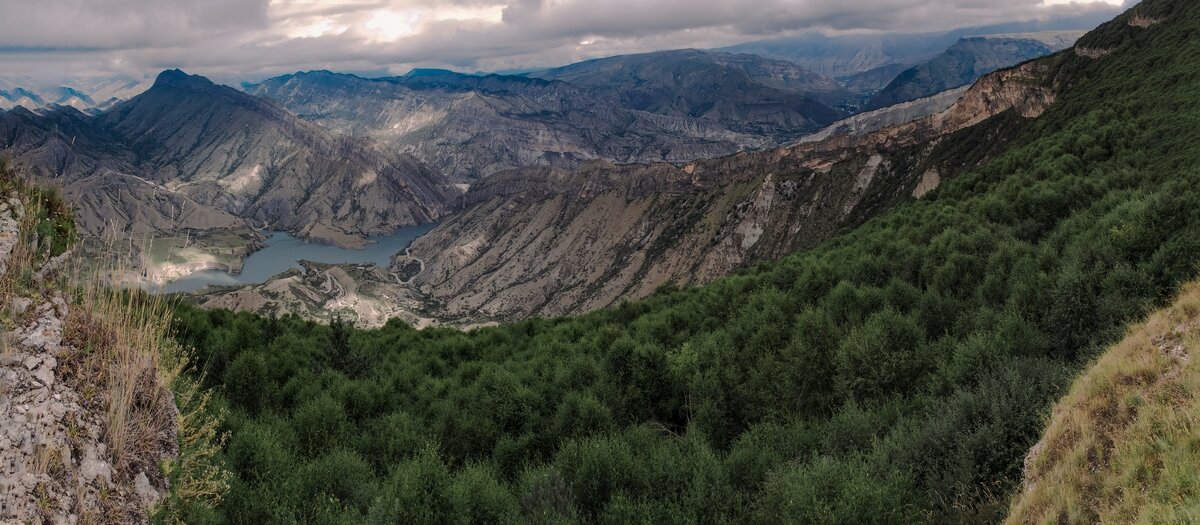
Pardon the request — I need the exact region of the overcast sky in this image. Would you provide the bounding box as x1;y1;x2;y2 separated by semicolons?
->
0;0;1129;85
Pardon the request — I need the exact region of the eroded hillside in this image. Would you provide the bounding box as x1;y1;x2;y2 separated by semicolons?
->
400;53;1063;321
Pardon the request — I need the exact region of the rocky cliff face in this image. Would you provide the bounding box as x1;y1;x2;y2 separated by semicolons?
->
248;69;765;181
863;35;1074;110
403;56;1064;321
0;182;178;523
801;86;970;143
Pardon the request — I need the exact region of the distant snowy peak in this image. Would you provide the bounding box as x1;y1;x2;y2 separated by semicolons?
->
0;77;152;113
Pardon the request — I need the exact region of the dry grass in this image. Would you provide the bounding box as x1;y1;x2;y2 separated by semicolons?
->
61;241;230;520
1006;282;1200;524
56;243;231;521
62;271;180;483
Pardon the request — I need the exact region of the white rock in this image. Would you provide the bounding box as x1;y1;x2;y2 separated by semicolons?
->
78;445;112;485
134;471;161;505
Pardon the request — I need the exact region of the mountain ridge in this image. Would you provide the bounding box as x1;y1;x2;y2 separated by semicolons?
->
246;66;772;181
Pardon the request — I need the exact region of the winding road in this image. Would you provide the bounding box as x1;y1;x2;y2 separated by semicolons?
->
392;247;425;285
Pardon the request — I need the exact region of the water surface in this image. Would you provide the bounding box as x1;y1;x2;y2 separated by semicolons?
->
161;224;436;294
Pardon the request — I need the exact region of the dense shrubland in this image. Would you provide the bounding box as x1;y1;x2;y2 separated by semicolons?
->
170;1;1200;522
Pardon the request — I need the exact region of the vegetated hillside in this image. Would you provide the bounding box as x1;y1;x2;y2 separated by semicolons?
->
1006;280;1200;524
863;35;1068;110
167;0;1200;522
247;69;766;181
1;70;457;247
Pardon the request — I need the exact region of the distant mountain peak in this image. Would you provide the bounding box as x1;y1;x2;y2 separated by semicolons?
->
404;68;461;78
152;69;215;90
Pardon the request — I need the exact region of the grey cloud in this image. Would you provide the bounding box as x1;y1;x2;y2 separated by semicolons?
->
0;0;271;50
0;0;1127;84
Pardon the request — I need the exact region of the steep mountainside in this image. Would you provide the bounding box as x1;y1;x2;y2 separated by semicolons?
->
402;55;1060;321
247;69;764;181
863;35;1077;110
0;105;245;238
801;86;970;143
529;49;850;126
103;70;454;239
1;70;457;246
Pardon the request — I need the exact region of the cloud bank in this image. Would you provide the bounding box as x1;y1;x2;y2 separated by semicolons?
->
0;0;1129;83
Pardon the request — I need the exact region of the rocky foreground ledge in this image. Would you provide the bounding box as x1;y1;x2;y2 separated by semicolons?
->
0;191;177;524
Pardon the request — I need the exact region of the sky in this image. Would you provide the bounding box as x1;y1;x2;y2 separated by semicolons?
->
0;0;1129;85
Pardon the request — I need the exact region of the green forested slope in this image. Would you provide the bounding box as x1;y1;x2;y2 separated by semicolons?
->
171;1;1200;522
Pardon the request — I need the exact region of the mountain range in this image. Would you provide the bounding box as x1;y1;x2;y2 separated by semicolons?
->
863;33;1081;110
0;23;1092;292
246;67;774;182
0;77;151;113
723;10;1122;77
0;70;456;246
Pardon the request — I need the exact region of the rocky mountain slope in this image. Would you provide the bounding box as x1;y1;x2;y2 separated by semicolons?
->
247;69;766;181
0;105;246;239
1;70;457;247
396;54;1062;321
863;34;1080;110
